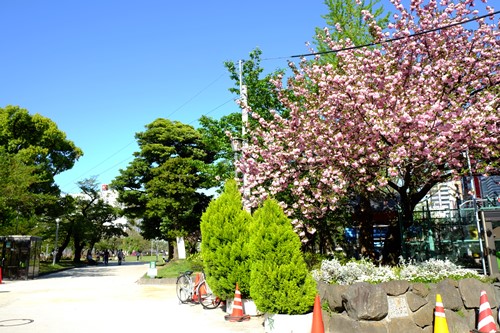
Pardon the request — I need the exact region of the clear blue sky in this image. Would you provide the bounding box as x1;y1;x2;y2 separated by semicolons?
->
0;0;329;193
1;1;492;194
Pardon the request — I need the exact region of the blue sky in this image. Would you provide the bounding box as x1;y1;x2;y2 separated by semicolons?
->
0;1;328;193
0;1;494;194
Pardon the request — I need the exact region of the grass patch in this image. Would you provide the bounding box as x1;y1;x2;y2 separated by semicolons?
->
156;259;199;279
124;255;167;264
39;260;80;275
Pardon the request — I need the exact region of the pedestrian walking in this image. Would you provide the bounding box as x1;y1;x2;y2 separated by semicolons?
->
117;249;124;265
103;249;109;265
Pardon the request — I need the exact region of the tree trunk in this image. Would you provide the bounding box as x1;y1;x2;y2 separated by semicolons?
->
381;218;402;265
56;231;71;263
168;241;174;261
73;238;84;263
381;192;413;265
358;196;376;260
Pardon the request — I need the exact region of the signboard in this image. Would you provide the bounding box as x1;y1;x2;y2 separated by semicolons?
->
387;295;409;318
177;236;186;259
147;261;157;278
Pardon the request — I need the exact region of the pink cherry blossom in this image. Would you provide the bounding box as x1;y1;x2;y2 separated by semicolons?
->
237;0;499;237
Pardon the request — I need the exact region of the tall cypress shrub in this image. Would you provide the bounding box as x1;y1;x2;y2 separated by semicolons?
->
200;179;252;299
250;199;317;314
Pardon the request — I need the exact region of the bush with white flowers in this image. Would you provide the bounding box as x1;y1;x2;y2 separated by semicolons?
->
312;257;481;285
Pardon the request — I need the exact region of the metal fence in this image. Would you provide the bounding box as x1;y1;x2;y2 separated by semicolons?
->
402;202;500;269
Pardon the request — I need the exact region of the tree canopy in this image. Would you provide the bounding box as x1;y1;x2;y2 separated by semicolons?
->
313;0;390;63
0;105;83;235
239;0;499;263
111;119;216;244
0;106;83;192
198;48;286;189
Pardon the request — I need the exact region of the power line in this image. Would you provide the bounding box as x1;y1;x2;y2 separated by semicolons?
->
187;97;235;125
291;10;500;58
62;10;498;193
165;72;226;119
59;141;136;189
59;77;234;193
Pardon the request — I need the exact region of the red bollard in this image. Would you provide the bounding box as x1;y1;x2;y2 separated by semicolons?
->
0;267;3;284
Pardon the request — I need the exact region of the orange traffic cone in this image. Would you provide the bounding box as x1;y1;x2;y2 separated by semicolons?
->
192;273;201;302
477;290;498;333
224;283;250;322
434;294;449;333
311;294;324;333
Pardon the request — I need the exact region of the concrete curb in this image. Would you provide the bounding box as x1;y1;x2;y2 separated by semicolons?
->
136;276;177;284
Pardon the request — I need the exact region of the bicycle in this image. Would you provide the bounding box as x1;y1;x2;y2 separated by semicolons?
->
176;270;221;309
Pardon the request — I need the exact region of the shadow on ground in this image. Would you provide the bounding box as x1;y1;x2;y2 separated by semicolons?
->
38;261;147;279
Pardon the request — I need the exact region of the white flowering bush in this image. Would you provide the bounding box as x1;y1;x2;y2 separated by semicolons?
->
398;258;481;283
312;257;481;285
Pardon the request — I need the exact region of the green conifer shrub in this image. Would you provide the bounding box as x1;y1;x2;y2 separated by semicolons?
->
200;179;252;299
250;198;317;314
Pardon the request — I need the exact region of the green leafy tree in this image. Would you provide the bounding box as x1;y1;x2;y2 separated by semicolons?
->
200;179;252;299
0;105;83;236
52;178;124;263
198;48;286;189
313;0;390;63
0;105;83;194
250;199;317;315
0;149;43;234
111;119;216;254
116;228;151;254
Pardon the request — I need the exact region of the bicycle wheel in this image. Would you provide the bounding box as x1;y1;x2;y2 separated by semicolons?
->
197;280;221;309
176;274;191;303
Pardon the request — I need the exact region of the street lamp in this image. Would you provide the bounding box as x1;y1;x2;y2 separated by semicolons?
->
155;237;159;262
230;137;243;168
52;218;60;266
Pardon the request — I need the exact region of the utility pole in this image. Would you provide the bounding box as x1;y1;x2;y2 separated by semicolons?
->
465;149;487;275
239;60;250;211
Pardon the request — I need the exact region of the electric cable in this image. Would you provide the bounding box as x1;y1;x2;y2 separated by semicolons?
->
290;10;500;58
59;74;233;193
60;9;499;193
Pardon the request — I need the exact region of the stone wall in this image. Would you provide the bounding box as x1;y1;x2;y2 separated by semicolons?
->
317;278;500;333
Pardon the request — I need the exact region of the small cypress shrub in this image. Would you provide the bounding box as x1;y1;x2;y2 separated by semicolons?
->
250;199;317;315
200;179;252;299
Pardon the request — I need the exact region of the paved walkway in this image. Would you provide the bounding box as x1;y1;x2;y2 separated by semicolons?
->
0;262;265;332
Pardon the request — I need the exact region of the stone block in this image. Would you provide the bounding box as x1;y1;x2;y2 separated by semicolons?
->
387;317;420;333
381;280;410;296
326;284;349;312
434;279;463;311
445;308;472;333
411;282;430;298
413;301;434;328
342;282;388;321
328;314;388;333
407;291;428;312
459;278;497;309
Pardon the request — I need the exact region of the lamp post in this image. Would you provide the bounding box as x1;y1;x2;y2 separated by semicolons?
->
155;238;159;262
230;137;243;170
52;218;60;266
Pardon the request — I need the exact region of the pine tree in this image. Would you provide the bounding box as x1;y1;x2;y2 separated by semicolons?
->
250;199;317;314
200;179;252;299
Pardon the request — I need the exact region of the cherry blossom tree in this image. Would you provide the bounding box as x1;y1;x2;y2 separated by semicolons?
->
239;0;499;264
